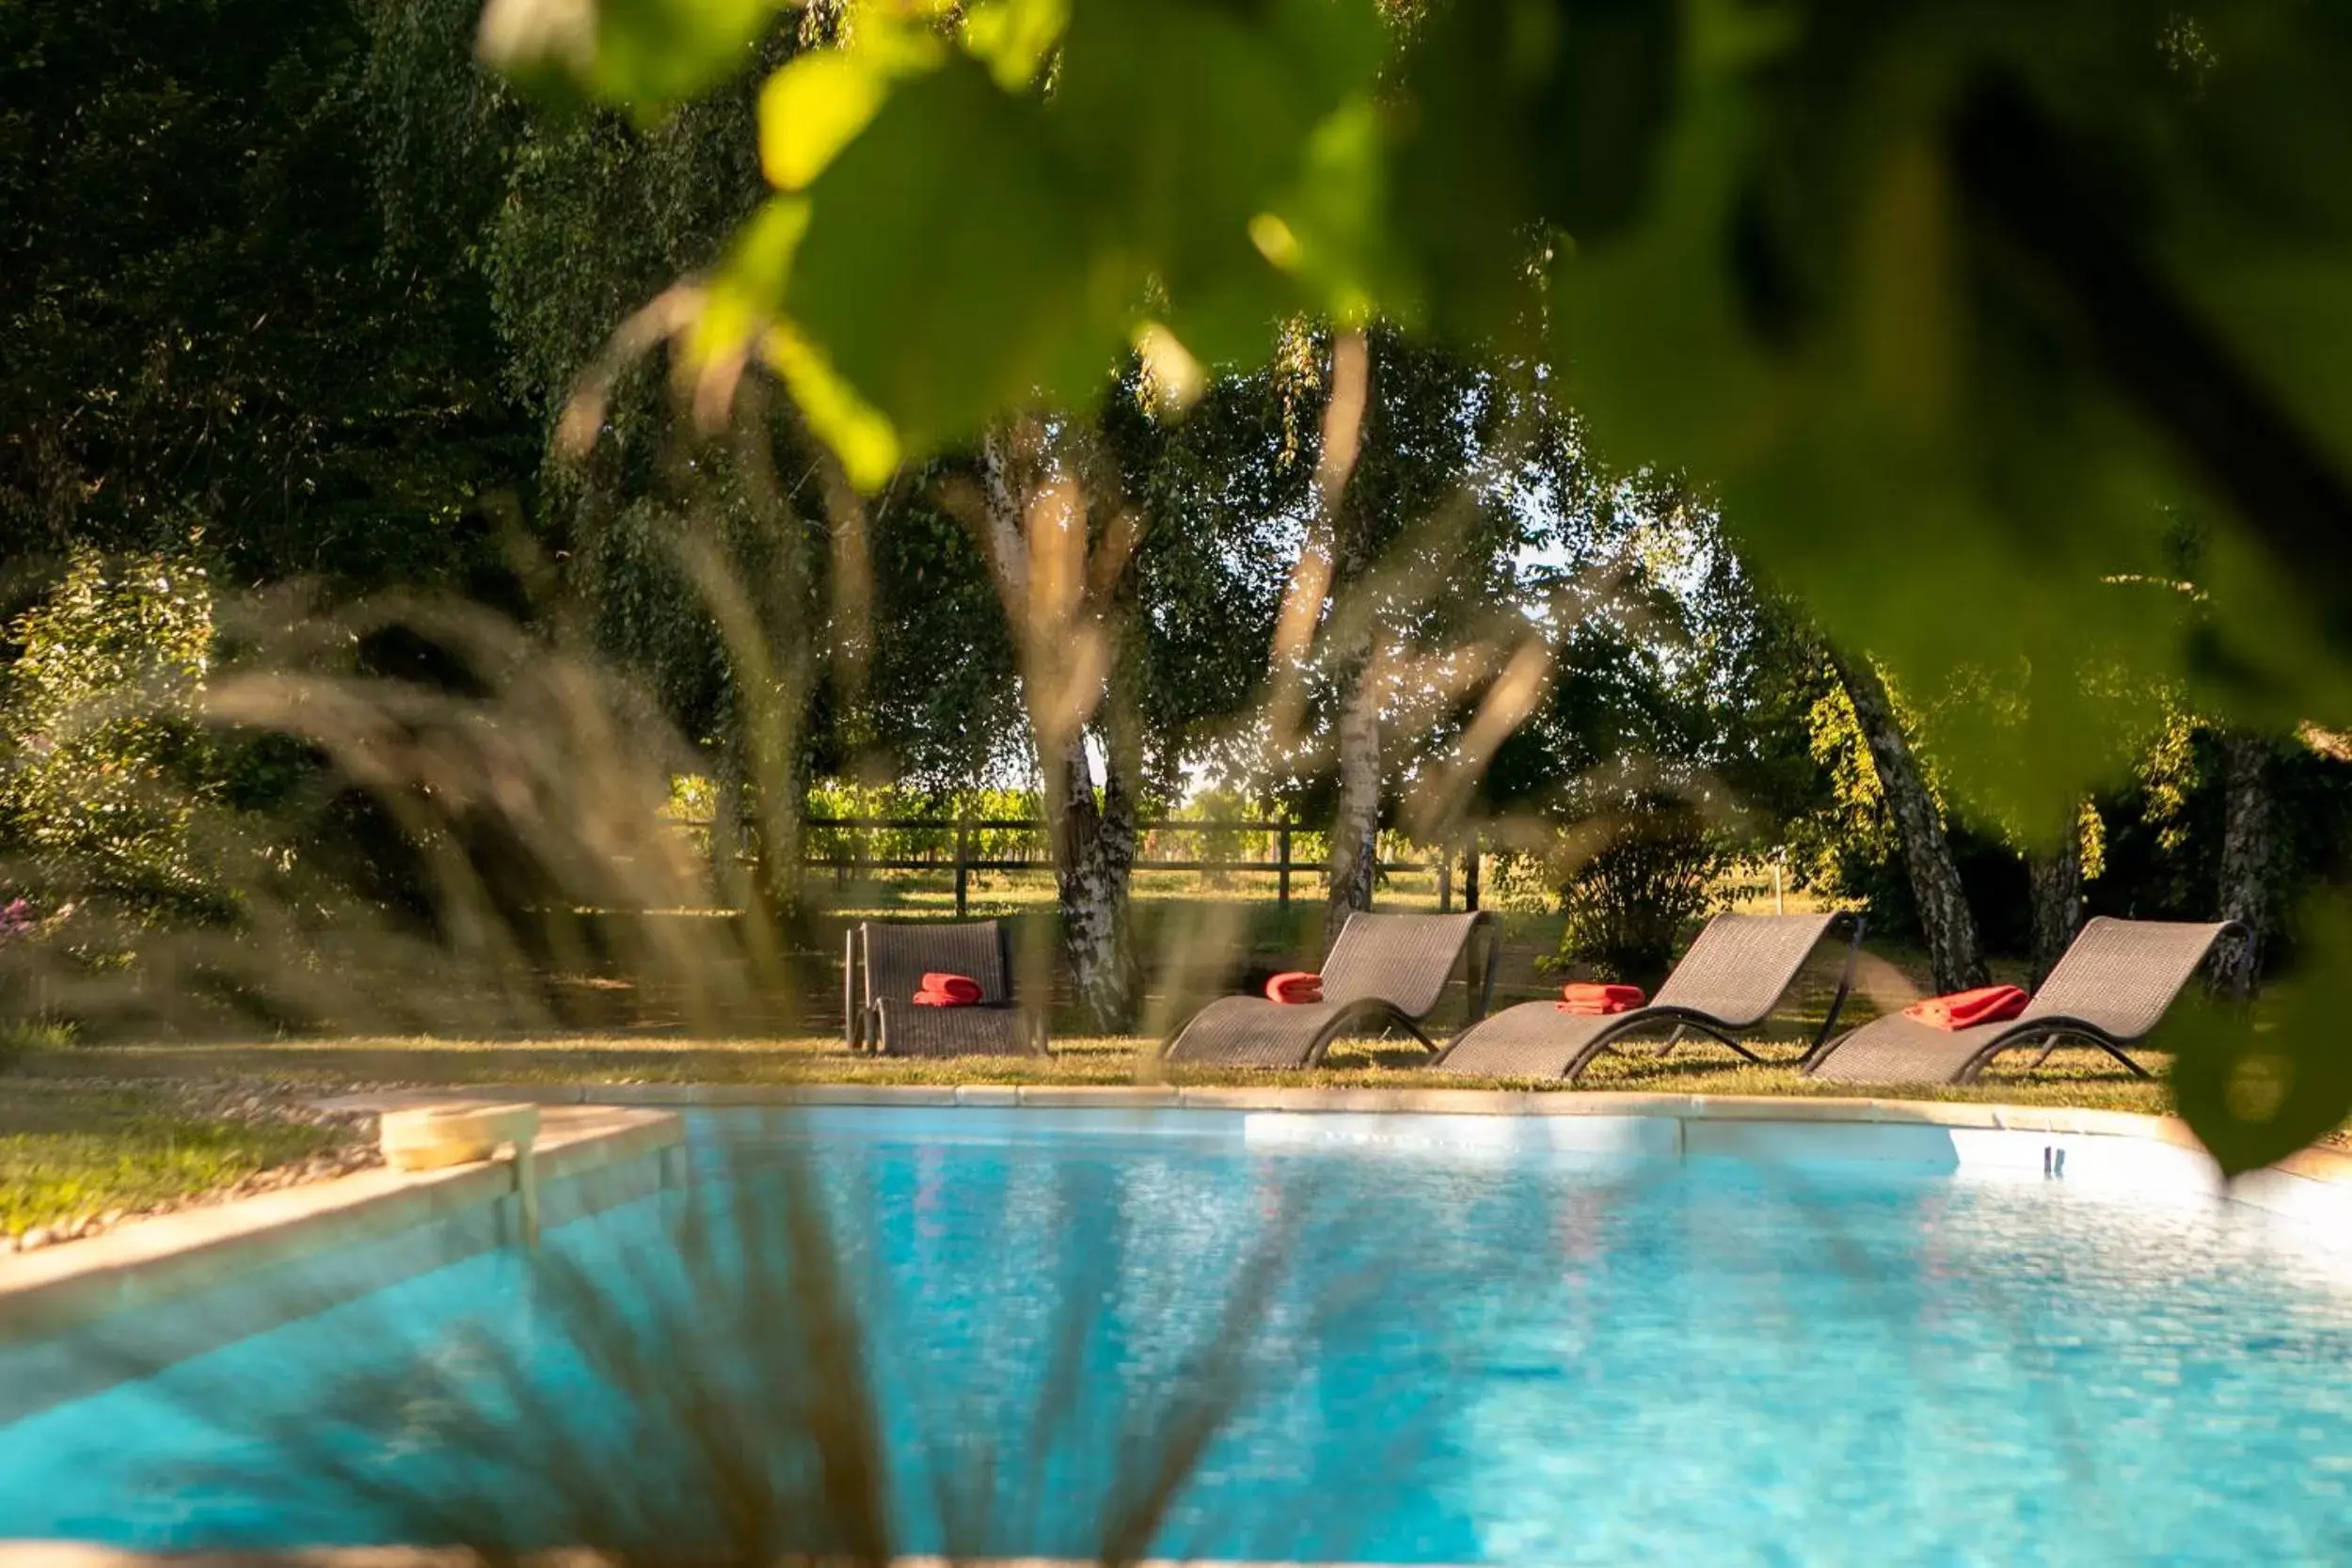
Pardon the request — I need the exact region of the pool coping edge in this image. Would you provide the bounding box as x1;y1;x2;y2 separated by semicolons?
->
0;1107;684;1339
315;1079;2352;1184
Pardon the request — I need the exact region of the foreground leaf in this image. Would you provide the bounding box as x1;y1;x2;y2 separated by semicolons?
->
2169;897;2352;1178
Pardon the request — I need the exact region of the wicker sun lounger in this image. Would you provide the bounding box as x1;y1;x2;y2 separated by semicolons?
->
1805;916;2243;1085
1430;911;1863;1081
845;918;1042;1057
1160;911;1500;1069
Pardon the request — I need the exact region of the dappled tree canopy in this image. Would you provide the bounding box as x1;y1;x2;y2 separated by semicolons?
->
3;0;2349;1164
0;0;531;591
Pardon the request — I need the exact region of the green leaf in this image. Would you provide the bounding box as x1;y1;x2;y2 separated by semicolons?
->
762;324;903;490
699;195;811;351
961;0;1070;91
1262;95;1405;330
787;55;1120;452
2169;899;2352;1178
758;19;948;191
1390;0;1677;343
760;53;892;193
1540;6;2229;829
1527;0;1679;239
1046;0;1386;364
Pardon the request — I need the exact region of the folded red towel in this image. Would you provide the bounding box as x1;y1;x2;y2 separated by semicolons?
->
1902;984;2029;1030
1557;981;1645;1015
1264;970;1324;1005
913;972;984;1007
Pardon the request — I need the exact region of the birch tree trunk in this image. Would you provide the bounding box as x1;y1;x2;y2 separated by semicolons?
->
977;422;1142;1031
1829;648;1988;993
1325;669;1382;946
2212;729;2276;998
1041;721;1141;1029
2026;807;2085;987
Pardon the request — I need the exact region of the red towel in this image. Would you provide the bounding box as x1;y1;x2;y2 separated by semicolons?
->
913;972;984;1007
1264;970;1324;1005
1902;984;2028;1031
1557;982;1645;1015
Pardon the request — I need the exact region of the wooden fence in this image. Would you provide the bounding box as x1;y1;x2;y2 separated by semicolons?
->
687;816;1484;917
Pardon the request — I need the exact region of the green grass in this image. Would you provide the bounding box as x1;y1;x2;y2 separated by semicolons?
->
9;1032;2179;1117
0;1083;342;1237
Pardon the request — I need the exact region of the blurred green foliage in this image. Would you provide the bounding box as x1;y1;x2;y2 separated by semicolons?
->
0;548;221;920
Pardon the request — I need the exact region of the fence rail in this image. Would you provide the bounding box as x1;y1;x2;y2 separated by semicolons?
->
678;815;1483;917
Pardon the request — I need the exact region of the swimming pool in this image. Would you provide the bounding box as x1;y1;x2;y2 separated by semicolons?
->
3;1106;2350;1563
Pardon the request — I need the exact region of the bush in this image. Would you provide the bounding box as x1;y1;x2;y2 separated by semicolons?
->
0;1017;74;1071
1551;806;1732;989
0;546;219;920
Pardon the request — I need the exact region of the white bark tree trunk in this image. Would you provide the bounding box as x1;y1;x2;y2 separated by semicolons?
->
1041;721;1141;1027
2213;729;2275;998
977;423;1142;1031
1325;670;1381;946
2026;806;2086;988
1830;647;1988;994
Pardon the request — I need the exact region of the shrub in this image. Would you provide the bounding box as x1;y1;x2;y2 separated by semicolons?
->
0;547;219;920
0;1017;74;1071
1551;805;1732;988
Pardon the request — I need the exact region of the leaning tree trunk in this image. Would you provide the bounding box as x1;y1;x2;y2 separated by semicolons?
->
1829;648;1988;994
2212;729;2276;998
2026;806;2086;987
1041;723;1142;1032
1325;671;1382;947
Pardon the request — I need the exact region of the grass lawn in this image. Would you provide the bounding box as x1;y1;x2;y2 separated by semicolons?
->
8;1030;2180;1116
0;1083;345;1239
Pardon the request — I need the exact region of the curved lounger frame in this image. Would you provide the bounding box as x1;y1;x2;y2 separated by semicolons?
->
1804;918;2246;1086
1161;911;1500;1070
1432;911;1864;1082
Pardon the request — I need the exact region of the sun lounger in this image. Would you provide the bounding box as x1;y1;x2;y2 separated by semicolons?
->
1430;911;1862;1081
845;918;1041;1057
1804;916;2242;1085
1161;911;1499;1069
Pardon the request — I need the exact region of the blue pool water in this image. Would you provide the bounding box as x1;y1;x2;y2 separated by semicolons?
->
4;1108;2352;1563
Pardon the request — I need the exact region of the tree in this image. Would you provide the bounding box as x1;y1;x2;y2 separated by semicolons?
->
1282;326;1541;942
1825;649;1988;995
969;419;1144;1028
0;0;531;590
2213;730;2278;998
1307;331;1379;945
2026;815;2088;987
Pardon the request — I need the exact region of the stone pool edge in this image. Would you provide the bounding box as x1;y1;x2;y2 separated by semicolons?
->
8;1081;2343;1355
0;1106;684;1347
323;1077;2352;1182
13;1554;1411;1567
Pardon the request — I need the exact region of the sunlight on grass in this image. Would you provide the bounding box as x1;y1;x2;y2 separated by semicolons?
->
0;1085;342;1236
